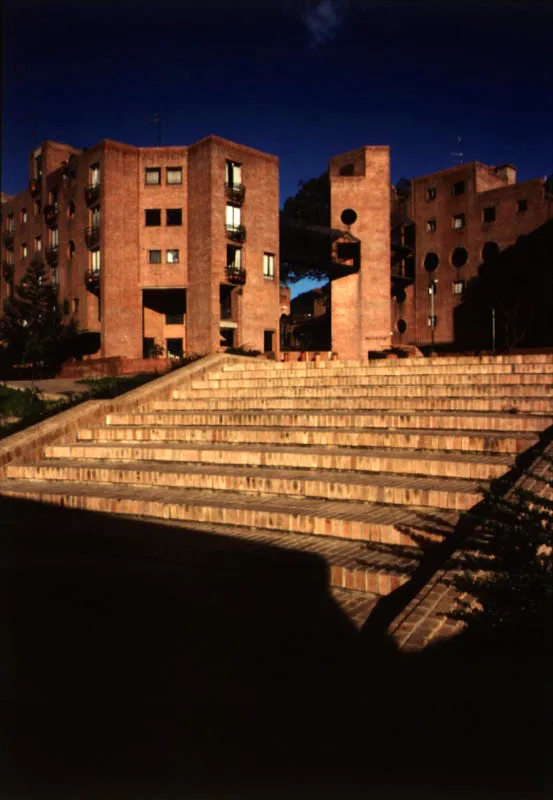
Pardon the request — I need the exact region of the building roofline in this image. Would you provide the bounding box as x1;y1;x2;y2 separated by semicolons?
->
189;134;279;162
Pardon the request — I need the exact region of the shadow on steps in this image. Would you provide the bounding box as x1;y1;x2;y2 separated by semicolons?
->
1;495;551;799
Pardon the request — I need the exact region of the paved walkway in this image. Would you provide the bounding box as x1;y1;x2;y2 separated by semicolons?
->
2;378;91;399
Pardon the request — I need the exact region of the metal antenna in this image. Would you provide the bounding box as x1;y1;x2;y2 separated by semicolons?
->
450;135;464;165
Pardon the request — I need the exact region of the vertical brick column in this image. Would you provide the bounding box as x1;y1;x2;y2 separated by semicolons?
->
330;146;391;359
102;143;142;358
187;139;218;354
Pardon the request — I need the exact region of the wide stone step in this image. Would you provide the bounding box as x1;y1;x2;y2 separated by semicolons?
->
192;373;553;390
221;354;553;372
44;442;513;480
154;396;553;414
76;424;537;454
0;479;458;585
106;409;551;433
7;460;482;512
178;383;553;400
211;363;553;380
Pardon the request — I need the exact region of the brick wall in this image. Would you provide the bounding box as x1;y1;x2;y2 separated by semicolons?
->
330;146;391;358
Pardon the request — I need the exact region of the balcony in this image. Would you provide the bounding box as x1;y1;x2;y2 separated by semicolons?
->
84;183;100;207
84;268;100;294
2;262;14;283
45;245;59;266
62;157;77;180
226;264;246;285
29;178;41;197
84;225;100;249
225;183;246;205
225;224;246;243
43;204;58;228
2;230;15;250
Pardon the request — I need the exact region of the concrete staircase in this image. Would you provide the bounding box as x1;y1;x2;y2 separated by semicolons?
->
2;353;553;631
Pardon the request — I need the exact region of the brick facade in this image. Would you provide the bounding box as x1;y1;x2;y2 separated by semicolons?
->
392;161;553;347
1;136;280;360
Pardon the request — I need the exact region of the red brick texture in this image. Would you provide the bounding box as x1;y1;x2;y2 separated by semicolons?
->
330;146;391;359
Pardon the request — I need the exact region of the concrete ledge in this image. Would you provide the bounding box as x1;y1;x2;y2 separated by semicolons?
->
0;353;234;478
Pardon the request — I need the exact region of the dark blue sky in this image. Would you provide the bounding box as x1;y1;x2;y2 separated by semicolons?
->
2;0;552;295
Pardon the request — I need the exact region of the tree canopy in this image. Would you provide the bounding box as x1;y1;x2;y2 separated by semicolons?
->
0;256;78;376
280;171;331;284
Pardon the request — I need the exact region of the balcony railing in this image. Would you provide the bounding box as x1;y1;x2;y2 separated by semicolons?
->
225;224;246;243
225;183;246;205
84;183;100;206
29;178;41;197
226;264;246;285
2;262;14;282
84;268;100;293
45;245;59;266
43;204;58;228
84;225;100;249
2;231;15;249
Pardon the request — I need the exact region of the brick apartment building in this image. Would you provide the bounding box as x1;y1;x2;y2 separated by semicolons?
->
1;136;280;360
390;162;553;348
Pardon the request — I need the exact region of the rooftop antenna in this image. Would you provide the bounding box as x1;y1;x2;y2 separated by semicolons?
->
450;135;464;165
153;113;162;147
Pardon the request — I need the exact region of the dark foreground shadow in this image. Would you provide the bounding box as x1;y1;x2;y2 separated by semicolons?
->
1;496;551;799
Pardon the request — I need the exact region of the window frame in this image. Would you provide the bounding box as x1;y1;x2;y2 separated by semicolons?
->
166;208;182;226
148;249;162;264
482;206;496;223
145;209;162;226
426;218;437;233
452;213;466;230
425;187;437;202
166;249;180;264
452;180;466;197
145;168;161;186
263;252;275;280
166;167;182;185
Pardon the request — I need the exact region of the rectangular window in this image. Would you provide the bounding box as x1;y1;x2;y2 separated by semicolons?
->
21;243;28;260
145;209;161;226
452;180;466;196
452;213;466;230
51;267;59;286
91;207;101;227
91;249;101;272
165;312;184;325
166;249;179;263
339;163;355;177
7;214;14;232
166;338;183;358
226;161;242;187
426;219;436;233
225;205;241;228
426;187;437;201
20;209;28;225
35;154;43;179
453;280;465;295
148;249;162;264
34;201;41;218
428;281;438;295
72;297;79;313
482;206;496;223
145;168;161;185
90;163;100;186
427;315;437;327
5;250;14;265
49;189;58;211
166;167;182;185
34;236;42;252
517;198;528;213
51;228;59;246
227;245;242;268
263;253;275;279
166;208;182;226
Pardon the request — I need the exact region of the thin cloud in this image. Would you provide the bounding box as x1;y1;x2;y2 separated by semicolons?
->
303;0;344;48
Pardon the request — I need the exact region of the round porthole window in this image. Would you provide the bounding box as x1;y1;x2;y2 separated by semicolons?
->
340;208;357;226
482;241;500;262
451;247;468;268
424;252;439;272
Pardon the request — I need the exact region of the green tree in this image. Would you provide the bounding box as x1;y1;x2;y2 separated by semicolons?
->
450;450;553;639
0;256;78;377
280;171;331;284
